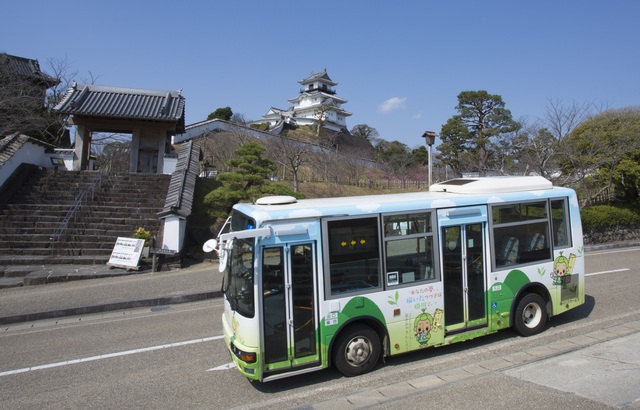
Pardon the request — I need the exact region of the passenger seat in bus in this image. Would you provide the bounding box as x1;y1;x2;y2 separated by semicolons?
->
519;232;548;263
498;236;519;266
526;232;545;251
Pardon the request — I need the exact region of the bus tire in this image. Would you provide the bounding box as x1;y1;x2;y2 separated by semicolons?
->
333;324;380;377
514;293;547;336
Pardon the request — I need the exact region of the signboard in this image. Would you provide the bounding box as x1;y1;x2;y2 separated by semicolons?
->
107;237;145;269
151;248;177;255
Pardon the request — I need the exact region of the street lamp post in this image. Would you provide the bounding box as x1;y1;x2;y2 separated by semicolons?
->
422;131;437;188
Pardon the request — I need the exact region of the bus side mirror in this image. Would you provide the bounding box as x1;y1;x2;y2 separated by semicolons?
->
203;239;218;253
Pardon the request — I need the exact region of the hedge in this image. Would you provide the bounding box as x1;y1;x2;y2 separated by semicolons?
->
581;205;640;229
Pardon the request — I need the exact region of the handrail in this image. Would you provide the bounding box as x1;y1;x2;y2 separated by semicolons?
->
50;171;103;249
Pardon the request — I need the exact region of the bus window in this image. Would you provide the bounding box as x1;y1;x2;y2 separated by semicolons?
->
262;247;287;363
492;201;552;268
383;212;436;286
326;216;381;296
384;212;432;236
551;199;571;248
225;238;255;318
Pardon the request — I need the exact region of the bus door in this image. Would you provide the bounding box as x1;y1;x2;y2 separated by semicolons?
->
261;242;319;374
437;206;488;333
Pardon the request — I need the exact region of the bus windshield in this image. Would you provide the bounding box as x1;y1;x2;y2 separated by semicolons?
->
224;237;255;318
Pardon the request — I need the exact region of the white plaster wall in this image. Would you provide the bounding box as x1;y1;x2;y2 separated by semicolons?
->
0;142;49;185
163;156;177;174
161;215;185;251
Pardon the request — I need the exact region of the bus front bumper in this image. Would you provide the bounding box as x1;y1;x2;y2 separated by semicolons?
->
221;312;261;380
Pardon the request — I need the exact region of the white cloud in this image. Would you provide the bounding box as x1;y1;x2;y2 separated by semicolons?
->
378;97;407;113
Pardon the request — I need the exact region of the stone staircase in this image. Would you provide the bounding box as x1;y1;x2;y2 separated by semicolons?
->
0;167;171;266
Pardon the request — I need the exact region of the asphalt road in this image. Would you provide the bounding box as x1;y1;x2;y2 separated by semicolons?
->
1;246;639;409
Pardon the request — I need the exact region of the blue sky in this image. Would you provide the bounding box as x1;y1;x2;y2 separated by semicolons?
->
3;1;639;148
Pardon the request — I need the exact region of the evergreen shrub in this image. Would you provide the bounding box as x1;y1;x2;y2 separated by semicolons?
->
581;205;640;229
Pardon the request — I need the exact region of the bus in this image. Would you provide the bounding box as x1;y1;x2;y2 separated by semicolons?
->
203;176;585;382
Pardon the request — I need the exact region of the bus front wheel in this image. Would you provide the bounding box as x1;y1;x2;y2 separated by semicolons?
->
514;293;547;336
333;324;380;377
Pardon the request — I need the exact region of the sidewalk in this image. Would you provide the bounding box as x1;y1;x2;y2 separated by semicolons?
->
310;321;640;409
0;260;221;325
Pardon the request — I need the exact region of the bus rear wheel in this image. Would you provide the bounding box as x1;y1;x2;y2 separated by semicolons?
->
333;324;380;377
514;293;547;336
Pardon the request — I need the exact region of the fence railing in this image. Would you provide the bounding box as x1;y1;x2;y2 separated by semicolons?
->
581;187;617;207
50;171;103;253
296;176;431;191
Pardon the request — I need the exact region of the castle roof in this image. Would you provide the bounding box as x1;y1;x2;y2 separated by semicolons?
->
298;68;337;86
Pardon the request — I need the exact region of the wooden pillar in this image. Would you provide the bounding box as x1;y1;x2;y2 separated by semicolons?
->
130;127;140;172
155;133;166;174
73;124;91;171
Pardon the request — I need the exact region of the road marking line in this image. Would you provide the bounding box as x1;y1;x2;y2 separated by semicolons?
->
207;362;235;371
587;248;639;256
0;335;223;377
586;268;630;276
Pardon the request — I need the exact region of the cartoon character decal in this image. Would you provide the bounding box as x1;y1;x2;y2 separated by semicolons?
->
552;252;576;287
414;310;434;346
413;308;443;346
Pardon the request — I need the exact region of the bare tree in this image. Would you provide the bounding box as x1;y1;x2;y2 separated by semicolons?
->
309;140;340;183
542;99;603;185
374;140;417;188
503;119;558;178
196;131;244;172
265;134;311;192
99;141;130;172
334;144;370;184
312;100;336;140
544;98;598;141
0;53;54;138
0;53;101;146
230;112;247;124
350;124;379;142
562;107;640;204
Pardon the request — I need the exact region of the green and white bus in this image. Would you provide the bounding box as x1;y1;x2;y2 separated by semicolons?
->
203;176;585;382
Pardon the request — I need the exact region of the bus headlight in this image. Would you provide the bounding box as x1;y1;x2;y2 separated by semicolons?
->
230;342;256;363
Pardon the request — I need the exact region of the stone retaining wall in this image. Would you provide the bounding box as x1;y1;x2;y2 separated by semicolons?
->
583;224;640;245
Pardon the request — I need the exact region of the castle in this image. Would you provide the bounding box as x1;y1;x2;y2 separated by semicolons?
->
255;69;352;133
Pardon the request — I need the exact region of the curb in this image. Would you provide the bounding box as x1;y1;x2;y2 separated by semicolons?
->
0;291;222;326
584;241;640;252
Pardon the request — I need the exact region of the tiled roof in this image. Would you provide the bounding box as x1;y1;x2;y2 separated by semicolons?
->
176;118;274;144
0;133;53;167
53;83;186;132
158;140;200;218
0;53;60;86
299;68;337;86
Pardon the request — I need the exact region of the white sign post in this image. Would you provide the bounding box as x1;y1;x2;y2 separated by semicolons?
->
107;237;145;270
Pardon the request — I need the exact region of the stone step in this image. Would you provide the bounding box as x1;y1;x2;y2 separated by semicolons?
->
0;246;113;256
0;227;160;240
1;204;162;215
0;236;140;248
1;169;171;265
0;214;160;224
0;220;161;232
0;254;110;266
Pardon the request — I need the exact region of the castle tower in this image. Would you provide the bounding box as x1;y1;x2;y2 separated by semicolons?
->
258;69;351;132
